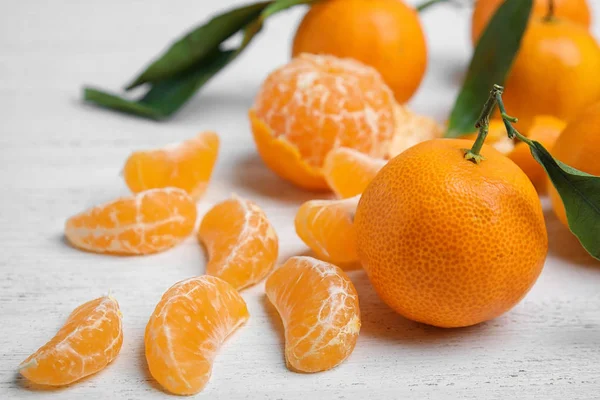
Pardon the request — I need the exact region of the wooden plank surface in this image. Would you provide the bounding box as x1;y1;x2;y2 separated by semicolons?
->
1;1;600;398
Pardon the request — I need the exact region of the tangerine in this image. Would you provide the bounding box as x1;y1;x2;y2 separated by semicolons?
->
19;296;123;386
249;53;396;190
145;275;249;395
65;188;197;255
122;131;219;200
389;104;444;158
355;139;548;328
292;0;427;103
548;102;600;227
198;195;279;290
502;16;600;132
471;0;591;44
265;256;360;372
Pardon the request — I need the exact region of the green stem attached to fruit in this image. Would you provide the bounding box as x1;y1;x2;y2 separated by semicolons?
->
415;0;453;12
464;84;504;164
544;0;555;21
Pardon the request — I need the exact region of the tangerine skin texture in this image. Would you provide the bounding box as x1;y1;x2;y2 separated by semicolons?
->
145;276;249;395
250;54;396;190
19;296;123;386
502;18;600;132
471;0;591;44
548;102;600;227
355;139;548;328
265;256;361;373
292;0;427;103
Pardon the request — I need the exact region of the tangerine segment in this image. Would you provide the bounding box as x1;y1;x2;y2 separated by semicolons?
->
295;196;360;265
145;275;249;395
65;188;197;255
198;195;279;290
250;110;326;190
19;296;123;386
323;148;386;198
123;131;219;200
508;116;566;192
389;105;444;158
250;53;396;189
265;256;360;373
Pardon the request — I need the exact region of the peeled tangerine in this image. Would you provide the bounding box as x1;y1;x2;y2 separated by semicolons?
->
249;53;396;190
265;256;360;373
123;131;219;200
198;195;278;290
295;196;360;266
145;275;249;395
65;188;197;255
20;296;123;386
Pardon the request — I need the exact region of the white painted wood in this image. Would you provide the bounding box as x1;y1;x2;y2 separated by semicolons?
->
1;1;600;398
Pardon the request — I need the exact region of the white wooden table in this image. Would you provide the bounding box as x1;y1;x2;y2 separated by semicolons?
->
2;1;600;399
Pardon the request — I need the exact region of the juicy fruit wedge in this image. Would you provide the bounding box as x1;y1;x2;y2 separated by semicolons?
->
323;148;386;199
198;195;279;290
145;275;249;395
19;296;123;386
265;256;361;373
295;196;360;266
123;131;219;200
65;188;197;255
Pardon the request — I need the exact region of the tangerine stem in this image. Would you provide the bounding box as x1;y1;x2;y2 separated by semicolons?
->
463;84;503;164
495;90;531;144
544;0;555;21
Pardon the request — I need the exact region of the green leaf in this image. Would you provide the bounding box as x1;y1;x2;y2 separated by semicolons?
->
84;50;235;120
126;1;272;89
83;0;320;120
445;0;532;138
527;140;600;260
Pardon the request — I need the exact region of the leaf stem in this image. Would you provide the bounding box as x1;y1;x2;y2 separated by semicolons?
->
463;84;504;164
415;0;451;12
494;89;531;145
544;0;555;21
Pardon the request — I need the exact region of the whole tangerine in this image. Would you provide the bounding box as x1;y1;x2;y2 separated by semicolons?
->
355;139;548;328
502;16;600;132
291;0;427;103
471;0;591;44
249;53;396;190
548;102;600;228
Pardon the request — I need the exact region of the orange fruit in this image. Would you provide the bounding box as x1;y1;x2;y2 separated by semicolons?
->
145;275;249;395
389;104;444;158
323;148;386;199
292;0;427;103
198;195;279;290
20;296;123;386
502;17;600;132
471;0;591;44
508;115;566;192
65;188;197;255
355;139;548;328
249;53;396;190
463;119;514;154
123;131;219;200
548;102;600;227
265;256;360;372
295;196;360;266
